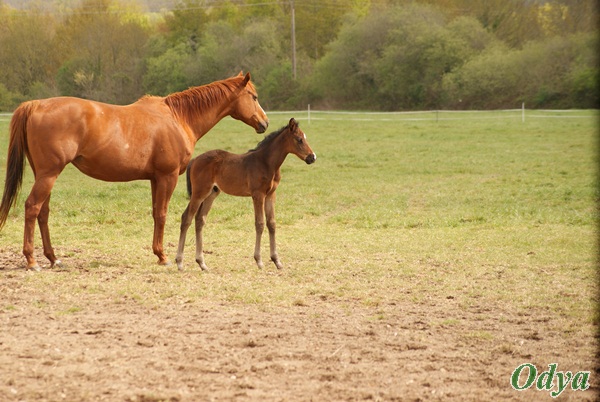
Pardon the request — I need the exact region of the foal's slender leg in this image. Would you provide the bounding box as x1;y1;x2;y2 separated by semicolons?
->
265;192;283;269
175;195;205;271
38;194;62;268
23;175;58;271
252;193;266;269
194;190;218;271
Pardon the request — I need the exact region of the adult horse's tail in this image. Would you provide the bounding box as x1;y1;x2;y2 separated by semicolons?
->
0;101;36;230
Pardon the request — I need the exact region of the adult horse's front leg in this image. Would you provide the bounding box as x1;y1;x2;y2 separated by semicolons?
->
150;174;179;265
265;192;283;269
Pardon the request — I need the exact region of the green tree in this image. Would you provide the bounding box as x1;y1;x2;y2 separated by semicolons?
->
292;0;354;60
143;42;191;95
163;0;210;52
55;0;149;103
311;4;494;110
0;6;59;99
187;19;284;88
441;32;599;109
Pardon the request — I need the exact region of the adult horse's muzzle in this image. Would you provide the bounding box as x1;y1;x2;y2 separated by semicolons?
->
305;153;317;164
256;120;269;134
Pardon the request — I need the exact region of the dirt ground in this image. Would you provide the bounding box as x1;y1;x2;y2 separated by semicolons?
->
0;255;598;402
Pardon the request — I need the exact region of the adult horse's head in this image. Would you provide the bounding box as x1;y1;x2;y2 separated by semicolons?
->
230;72;269;134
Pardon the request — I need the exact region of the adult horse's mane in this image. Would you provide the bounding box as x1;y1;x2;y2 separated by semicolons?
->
251;122;296;151
164;75;256;123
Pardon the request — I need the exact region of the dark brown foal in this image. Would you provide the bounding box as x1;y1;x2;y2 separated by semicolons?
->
175;118;316;271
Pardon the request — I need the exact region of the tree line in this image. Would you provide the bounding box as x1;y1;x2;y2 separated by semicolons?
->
0;0;597;111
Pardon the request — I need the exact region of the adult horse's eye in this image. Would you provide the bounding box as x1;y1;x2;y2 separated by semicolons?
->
297;138;303;144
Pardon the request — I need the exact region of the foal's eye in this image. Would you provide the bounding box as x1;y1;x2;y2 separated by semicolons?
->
252;95;258;101
297;138;303;144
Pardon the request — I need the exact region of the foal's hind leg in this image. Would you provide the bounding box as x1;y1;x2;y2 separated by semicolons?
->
194;190;219;271
265;192;283;269
252;193;266;269
175;197;203;271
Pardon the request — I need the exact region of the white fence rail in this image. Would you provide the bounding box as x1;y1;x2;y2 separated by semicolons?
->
268;107;597;124
1;108;597;123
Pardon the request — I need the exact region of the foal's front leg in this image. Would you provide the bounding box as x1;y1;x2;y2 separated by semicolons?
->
252;193;266;269
265;192;283;269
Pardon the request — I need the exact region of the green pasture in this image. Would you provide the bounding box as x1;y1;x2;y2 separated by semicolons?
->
0;111;597;320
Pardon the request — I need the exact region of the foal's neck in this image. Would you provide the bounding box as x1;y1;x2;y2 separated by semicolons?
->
256;133;290;172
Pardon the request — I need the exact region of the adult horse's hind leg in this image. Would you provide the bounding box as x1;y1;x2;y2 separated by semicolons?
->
265;192;283;269
193;190;219;271
23;175;58;271
38;194;62;268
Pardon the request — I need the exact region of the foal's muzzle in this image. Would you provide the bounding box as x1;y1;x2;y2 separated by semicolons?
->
305;153;317;164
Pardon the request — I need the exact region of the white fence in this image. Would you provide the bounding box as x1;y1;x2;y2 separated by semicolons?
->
268;106;597;124
1;108;597;124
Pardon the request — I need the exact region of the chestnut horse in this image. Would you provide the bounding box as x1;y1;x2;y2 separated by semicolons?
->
175;118;316;271
0;72;269;270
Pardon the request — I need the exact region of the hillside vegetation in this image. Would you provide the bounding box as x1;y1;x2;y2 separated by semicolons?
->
0;0;597;110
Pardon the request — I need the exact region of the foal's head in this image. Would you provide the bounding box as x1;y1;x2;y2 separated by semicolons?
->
283;118;316;164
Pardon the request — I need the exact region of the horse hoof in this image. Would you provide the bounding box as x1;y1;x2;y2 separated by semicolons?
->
158;260;171;266
51;260;63;268
28;264;42;272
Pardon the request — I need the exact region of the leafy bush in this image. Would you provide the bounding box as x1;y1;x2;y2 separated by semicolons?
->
311;5;496;110
0;83;21;112
442;32;599;109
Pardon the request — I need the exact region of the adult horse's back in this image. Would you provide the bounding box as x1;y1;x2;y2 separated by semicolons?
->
0;72;269;270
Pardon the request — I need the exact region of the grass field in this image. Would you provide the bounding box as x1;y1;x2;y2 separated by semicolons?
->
0;110;598;400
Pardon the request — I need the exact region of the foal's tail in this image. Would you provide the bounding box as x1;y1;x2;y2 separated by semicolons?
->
0;101;36;230
185;160;193;199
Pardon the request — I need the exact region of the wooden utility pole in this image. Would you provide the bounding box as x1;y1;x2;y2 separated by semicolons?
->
290;0;297;80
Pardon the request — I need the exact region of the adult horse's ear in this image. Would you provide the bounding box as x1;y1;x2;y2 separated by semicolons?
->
242;72;251;86
237;71;244;77
288;117;297;130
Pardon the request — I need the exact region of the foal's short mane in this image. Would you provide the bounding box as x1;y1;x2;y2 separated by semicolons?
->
164;75;255;122
251;122;295;151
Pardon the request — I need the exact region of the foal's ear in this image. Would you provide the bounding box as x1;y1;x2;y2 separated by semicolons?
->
288;117;297;131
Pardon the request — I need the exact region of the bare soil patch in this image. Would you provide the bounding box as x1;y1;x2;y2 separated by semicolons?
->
0;254;598;401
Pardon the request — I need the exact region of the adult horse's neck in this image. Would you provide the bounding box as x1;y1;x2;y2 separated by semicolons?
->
164;78;241;141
